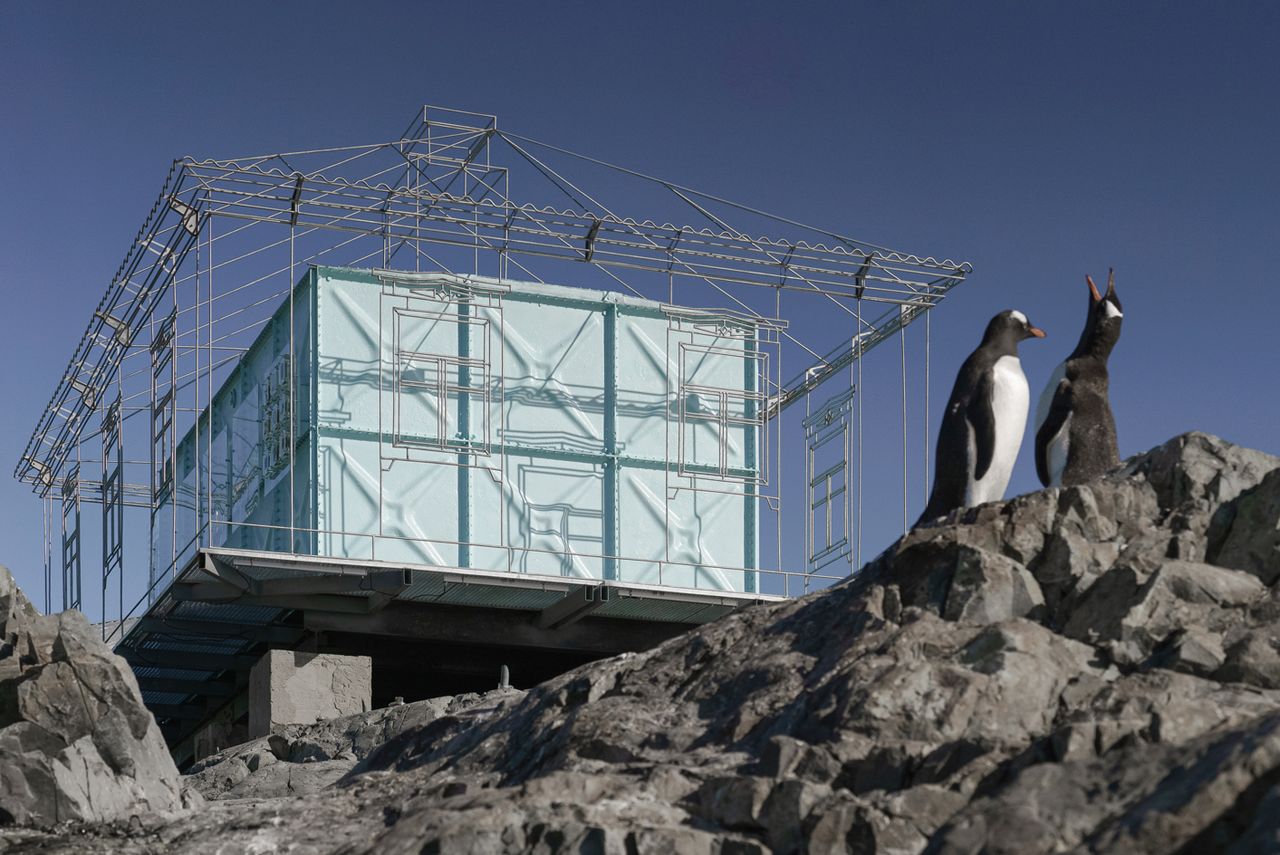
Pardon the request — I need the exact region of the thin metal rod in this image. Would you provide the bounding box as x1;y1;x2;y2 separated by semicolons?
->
856;300;863;569
900;313;908;535
924;308;931;502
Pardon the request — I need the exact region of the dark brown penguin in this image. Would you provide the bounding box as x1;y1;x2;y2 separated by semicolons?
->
1034;269;1124;487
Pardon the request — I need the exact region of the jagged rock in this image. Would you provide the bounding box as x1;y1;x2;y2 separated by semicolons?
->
4;432;1280;853
220;758;352;799
942;546;1044;623
1218;627;1280;690
1147;627;1227;677
931;710;1280;855
1065;559;1265;666
185;689;522;800
0;564;193;827
1211;468;1280;585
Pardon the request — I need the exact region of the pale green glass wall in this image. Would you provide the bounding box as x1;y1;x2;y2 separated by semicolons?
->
161;266;760;593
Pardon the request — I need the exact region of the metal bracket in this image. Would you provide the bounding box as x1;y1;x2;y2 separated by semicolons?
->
537;583;611;630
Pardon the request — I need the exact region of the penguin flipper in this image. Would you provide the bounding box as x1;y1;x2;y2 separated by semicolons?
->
967;372;997;482
1035;378;1072;486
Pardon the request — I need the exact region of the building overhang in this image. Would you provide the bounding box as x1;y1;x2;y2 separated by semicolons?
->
116;547;780;754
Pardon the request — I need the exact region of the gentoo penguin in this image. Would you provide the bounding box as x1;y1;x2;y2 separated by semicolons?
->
1034;270;1123;487
917;310;1046;525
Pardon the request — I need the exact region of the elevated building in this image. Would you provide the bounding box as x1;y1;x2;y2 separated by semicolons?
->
15;107;970;762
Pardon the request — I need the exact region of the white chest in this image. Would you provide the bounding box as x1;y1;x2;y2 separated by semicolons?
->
992;356;1031;436
968;355;1029;505
1035;360;1067;433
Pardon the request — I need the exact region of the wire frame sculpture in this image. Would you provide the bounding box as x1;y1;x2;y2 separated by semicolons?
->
14;105;970;628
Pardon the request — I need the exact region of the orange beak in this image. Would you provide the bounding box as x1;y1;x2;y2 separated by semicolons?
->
1087;274;1102;302
1029;326;1046;338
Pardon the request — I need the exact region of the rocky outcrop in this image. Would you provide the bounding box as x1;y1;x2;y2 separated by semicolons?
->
185;689;521;800
0;565;194;827
2;432;1279;853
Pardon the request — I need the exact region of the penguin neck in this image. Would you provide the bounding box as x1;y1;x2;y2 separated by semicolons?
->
979;330;1022;360
1071;323;1119;363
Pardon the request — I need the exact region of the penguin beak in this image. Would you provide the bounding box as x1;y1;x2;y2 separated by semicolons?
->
1087;274;1102;303
1105;268;1116;298
1028;326;1046;338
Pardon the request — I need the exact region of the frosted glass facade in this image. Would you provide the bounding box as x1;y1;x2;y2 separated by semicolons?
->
160;267;763;593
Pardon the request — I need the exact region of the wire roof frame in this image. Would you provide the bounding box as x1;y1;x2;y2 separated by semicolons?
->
15;104;971;497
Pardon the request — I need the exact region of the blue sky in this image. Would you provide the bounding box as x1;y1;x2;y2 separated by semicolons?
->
2;2;1277;607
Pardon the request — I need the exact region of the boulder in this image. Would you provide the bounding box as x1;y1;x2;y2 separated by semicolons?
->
0;564;193;826
1210;468;1280;585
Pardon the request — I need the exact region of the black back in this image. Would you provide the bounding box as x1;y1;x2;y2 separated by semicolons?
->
918;310;1043;525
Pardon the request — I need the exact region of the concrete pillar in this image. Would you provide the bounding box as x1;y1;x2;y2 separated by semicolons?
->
248;650;372;738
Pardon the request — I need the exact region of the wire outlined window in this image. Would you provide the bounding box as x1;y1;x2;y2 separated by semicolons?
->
676;342;768;483
804;387;855;575
391;306;492;454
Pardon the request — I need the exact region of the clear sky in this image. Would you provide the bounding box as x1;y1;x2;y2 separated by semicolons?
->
2;2;1277;607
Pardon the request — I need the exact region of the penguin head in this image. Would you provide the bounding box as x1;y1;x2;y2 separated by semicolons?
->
1083;268;1123;354
983;309;1046;352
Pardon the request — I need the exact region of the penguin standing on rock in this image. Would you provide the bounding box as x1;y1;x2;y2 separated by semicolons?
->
1034;270;1124;487
917;310;1047;525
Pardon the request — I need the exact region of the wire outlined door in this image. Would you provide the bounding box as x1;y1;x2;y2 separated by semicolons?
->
664;306;784;592
377;275;507;568
804;387;856;584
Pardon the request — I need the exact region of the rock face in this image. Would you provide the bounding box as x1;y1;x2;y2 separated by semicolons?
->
3;431;1280;853
185;690;521;801
0;564;192;826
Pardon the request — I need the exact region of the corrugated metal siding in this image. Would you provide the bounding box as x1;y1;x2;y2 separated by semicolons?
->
170;601;283;624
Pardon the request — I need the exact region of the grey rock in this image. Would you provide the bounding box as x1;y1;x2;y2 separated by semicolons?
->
942;546;1044;624
222;757;352;799
1211;468;1280;585
186;689;522;801
5;432;1280;853
1217;627;1280;689
0;564;190;826
1148;628;1227;677
1225;782;1280;855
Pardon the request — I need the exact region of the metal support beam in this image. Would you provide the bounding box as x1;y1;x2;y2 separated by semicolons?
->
136;616;305;645
119;647;259;673
148;703;212;722
170;581;243;603
173;563;410;613
305;599;691;655
288;173;305;226
137;676;239;698
169;586;399;615
537;584;610;630
252;568;410;598
602;303;618;581
195;551;254;591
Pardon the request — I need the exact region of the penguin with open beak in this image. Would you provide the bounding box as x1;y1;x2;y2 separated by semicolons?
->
918;309;1046;525
1034;269;1124;487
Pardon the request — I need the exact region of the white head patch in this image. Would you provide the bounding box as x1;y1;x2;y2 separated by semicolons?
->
1104;301;1123;319
1010;310;1028;324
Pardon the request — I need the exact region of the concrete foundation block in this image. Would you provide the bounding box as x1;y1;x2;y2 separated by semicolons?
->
248;650;372;738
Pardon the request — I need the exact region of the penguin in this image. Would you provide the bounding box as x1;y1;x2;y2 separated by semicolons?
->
1034;269;1123;487
917;310;1046;525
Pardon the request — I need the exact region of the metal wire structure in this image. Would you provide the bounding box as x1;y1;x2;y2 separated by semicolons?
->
14;105;971;633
